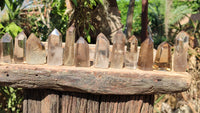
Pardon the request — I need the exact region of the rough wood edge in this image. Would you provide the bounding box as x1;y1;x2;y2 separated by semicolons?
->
0;64;191;95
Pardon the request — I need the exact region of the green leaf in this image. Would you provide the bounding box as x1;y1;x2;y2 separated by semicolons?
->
5;22;23;38
87;35;91;43
71;0;77;7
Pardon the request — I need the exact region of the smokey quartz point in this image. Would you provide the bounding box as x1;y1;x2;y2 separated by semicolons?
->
154;42;171;70
75;37;89;67
47;29;63;65
110;31;126;69
0;33;13;63
63;25;75;66
94;33;110;68
26;33;46;65
138;35;154;71
125;35;138;69
14;31;27;63
173;31;189;72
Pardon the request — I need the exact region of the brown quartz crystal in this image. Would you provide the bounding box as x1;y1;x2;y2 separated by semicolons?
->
75;37;89;67
63;25;75;66
138;35;154;71
26;33;46;65
173;31;189;72
94;33;110;68
47;29;63;65
14;31;27;63
110;31;126;69
154;42;171;70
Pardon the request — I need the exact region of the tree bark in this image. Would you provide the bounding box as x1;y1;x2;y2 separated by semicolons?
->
141;0;148;42
125;0;136;39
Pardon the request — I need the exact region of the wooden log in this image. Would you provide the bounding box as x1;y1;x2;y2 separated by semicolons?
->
0;64;191;95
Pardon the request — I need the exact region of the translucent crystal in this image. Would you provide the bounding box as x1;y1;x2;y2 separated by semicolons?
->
75;37;89;67
63;25;75;66
110;31;126;69
154;42;171;70
138;36;154;71
125;35;138;69
47;29;63;65
26;33;46;65
14;31;27;63
0;33;13;63
94;33;110;68
173;31;189;72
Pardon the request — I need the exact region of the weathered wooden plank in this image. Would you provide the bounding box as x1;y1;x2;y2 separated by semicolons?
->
26;89;42;113
0;64;191;95
41;90;59;113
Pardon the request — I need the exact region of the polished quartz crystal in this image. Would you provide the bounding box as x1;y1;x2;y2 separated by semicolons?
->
94;33;110;68
173;31;189;72
125;35;138;69
154;42;171;70
26;33;46;65
138;35;154;71
63;25;75;66
75;37;89;67
110;31;126;69
14;31;27;63
0;33;13;63
47;29;63;65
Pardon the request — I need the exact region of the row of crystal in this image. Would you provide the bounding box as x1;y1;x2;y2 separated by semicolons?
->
0;25;188;72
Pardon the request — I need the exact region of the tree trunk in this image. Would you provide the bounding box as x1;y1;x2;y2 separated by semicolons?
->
141;0;148;42
125;0;136;39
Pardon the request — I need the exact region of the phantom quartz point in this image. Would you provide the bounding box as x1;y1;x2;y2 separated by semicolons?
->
125;35;138;69
0;33;13;63
47;29;63;65
64;25;75;66
154;42;171;70
94;33;110;68
75;36;89;67
138;35;154;71
26;33;46;65
173;31;189;72
110;31;126;69
14;31;27;63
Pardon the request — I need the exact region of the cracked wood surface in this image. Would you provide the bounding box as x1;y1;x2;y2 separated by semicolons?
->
0;64;191;95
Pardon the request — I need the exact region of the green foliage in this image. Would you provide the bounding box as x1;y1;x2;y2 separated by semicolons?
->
0;22;22;38
117;0;142;35
29;0;69;41
4;0;24;21
0;87;23;113
169;5;192;25
71;0;102;43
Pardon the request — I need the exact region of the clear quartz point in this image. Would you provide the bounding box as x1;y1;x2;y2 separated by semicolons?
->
138;35;154;71
110;31;126;69
125;35;138;69
47;29;63;65
154;42;171;70
173;31;189;72
75;37;89;67
94;33;110;68
64;25;75;66
26;33;46;65
0;33;13;63
14;31;27;63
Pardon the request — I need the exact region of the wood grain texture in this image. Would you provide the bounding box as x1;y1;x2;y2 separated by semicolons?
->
0;64;191;95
